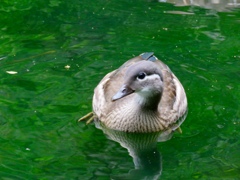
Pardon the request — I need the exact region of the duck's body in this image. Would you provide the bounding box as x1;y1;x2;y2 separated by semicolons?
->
93;53;187;133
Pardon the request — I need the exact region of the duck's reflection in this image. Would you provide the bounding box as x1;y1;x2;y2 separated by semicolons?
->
96;122;176;179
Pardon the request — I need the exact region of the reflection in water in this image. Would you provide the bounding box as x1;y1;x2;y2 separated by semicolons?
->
160;0;240;11
97;123;177;179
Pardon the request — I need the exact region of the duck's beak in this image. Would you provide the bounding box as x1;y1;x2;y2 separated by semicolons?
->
112;85;134;101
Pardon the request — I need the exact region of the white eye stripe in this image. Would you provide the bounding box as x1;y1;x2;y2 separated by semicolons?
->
137;74;161;81
137;76;145;81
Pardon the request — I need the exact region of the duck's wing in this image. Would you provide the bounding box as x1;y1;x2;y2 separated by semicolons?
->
158;67;187;123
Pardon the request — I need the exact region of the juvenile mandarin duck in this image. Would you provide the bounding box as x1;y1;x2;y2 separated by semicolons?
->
87;52;187;133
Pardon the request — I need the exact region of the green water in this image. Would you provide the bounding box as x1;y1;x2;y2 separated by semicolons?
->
0;0;239;179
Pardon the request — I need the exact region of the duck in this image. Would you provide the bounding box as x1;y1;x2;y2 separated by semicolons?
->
81;52;187;133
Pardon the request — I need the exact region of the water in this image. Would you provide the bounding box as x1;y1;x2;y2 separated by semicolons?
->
0;0;239;179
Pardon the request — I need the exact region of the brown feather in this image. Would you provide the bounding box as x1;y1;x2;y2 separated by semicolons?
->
92;53;187;132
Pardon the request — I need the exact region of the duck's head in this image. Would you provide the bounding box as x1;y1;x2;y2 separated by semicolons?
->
112;60;164;108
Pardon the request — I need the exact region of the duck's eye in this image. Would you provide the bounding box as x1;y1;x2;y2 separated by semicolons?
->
137;72;146;80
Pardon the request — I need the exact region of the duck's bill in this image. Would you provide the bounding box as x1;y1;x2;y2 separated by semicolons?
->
112;85;134;101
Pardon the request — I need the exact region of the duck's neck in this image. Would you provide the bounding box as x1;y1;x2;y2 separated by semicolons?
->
135;93;161;111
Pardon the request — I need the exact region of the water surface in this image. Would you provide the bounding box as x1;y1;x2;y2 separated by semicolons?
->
0;0;239;179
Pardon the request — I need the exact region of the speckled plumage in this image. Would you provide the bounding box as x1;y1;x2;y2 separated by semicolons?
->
93;53;187;133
